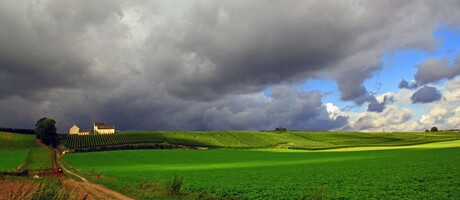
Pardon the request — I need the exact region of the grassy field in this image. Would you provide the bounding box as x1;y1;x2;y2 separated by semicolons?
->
0;132;35;171
26;146;53;170
65;140;460;199
0;132;52;171
0;150;29;171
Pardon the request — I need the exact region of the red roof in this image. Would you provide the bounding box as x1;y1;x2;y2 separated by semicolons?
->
97;125;115;129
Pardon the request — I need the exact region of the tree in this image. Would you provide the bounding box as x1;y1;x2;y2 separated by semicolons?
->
275;127;287;133
35;117;57;147
430;126;439;132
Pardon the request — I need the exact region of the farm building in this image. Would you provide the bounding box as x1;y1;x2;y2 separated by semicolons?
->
94;122;115;134
68;125;90;135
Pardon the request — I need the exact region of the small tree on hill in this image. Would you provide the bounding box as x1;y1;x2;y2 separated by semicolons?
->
35;117;57;147
275;127;287;133
430;126;439;132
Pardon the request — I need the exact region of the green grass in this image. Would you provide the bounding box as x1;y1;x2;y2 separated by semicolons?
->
0;132;35;171
26;146;53;170
0;131;36;149
0;132;52;171
0;150;29;171
65;141;460;199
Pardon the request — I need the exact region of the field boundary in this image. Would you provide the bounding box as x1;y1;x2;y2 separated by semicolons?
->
318;139;460;152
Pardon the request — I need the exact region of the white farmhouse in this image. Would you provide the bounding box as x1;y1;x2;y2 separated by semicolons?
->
69;125;79;134
94;122;115;134
68;125;90;135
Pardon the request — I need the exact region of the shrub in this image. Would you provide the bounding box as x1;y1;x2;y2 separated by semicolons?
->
166;174;183;196
430;127;439;132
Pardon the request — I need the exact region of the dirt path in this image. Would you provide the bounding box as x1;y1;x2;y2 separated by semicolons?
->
56;148;133;199
59;160;87;182
62;179;134;200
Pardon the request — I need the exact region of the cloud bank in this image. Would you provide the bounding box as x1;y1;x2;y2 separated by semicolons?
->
1;0;460;131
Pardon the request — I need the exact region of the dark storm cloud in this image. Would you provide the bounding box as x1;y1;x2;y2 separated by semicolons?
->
0;0;125;100
43;85;348;131
400;55;460;92
414;56;460;85
144;0;460;104
398;79;420;89
367;95;394;113
145;1;355;100
411;85;442;103
200;88;349;130
1;0;460;131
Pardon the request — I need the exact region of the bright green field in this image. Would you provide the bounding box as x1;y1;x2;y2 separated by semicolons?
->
65;141;460;199
0;132;52;171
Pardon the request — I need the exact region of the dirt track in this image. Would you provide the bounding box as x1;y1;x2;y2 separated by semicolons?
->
0;179;133;200
62;179;134;200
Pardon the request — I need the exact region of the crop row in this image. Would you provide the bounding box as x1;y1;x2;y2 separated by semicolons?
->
64;133;165;148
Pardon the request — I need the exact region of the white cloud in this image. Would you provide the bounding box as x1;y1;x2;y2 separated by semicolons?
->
326;103;347;120
342;77;460;132
344;105;413;131
413;77;460;130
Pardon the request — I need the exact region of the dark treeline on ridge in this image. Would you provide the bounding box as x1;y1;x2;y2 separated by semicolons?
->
0;126;35;134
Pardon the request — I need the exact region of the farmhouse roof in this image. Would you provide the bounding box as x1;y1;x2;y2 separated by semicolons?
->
97;125;115;129
94;122;106;126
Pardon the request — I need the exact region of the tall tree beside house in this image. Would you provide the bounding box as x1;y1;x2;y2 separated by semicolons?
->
35;117;57;147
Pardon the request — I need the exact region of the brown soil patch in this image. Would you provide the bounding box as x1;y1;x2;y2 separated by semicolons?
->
0;180;42;200
0;179;133;200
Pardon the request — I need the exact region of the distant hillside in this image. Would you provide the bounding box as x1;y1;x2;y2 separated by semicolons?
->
62;131;460;152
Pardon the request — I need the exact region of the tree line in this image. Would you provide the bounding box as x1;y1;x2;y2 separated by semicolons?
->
0;127;35;134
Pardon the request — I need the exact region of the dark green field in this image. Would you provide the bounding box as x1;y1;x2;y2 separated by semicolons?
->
65;140;460;199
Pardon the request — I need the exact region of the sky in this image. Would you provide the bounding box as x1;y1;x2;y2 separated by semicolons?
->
1;0;460;132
